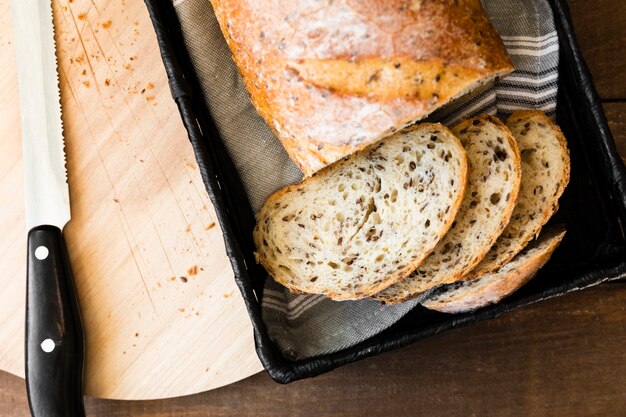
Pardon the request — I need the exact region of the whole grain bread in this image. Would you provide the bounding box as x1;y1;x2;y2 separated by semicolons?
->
253;124;468;300
421;227;566;314
373;115;521;303
210;0;513;175
464;111;570;279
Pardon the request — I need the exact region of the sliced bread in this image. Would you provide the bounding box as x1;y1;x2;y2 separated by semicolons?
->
422;227;566;314
253;124;468;300
464;110;570;279
373;115;522;303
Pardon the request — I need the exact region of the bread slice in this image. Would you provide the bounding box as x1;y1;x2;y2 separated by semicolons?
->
373;115;522;303
464;111;570;279
253;124;468;300
210;0;513;175
422;227;566;314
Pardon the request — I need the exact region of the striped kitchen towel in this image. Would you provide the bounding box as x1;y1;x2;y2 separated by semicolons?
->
434;1;559;126
173;0;560;360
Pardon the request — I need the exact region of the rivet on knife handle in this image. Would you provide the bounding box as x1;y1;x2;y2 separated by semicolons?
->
26;226;85;417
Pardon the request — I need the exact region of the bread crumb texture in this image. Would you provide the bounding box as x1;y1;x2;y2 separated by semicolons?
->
375;115;522;303
253;124;467;300
464;111;570;279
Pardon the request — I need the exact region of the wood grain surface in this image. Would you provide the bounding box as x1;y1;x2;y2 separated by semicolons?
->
1;0;625;415
1;284;625;416
569;0;626;99
0;0;261;400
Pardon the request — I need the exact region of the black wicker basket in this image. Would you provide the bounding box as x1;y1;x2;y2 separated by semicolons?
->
144;0;626;384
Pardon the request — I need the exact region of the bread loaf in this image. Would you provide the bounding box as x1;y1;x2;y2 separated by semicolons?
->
253;124;467;300
374;115;521;303
464;111;570;279
210;0;513;175
421;227;566;314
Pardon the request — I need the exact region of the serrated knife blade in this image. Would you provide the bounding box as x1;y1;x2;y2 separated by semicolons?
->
11;1;85;416
13;0;69;230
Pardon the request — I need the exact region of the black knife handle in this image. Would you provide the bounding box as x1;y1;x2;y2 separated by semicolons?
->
26;225;85;417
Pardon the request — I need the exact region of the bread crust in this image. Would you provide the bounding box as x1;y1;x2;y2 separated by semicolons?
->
253;123;468;300
373;114;522;303
422;228;566;313
210;0;513;175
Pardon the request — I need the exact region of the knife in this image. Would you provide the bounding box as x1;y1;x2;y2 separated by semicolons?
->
11;0;86;416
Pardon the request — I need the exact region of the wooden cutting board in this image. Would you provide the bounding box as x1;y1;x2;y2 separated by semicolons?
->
0;0;263;400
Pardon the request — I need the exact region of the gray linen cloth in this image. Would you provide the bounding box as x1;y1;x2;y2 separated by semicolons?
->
173;0;559;360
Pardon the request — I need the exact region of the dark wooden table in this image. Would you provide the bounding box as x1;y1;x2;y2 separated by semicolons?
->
2;0;625;415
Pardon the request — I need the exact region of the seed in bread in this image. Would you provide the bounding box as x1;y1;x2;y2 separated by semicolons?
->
422;227;566;314
374;115;521;303
465;111;570;279
253;124;468;300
